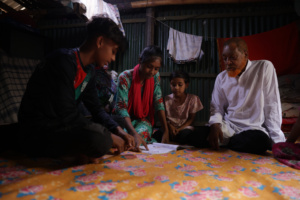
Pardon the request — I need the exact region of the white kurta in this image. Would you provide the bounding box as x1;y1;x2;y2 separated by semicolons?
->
209;59;285;144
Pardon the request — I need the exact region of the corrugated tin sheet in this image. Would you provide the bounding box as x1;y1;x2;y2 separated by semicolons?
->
112;22;145;71
39;19;86;54
38;1;299;124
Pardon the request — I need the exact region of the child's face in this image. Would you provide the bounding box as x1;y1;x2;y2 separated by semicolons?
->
96;37;119;68
170;78;188;97
139;59;161;80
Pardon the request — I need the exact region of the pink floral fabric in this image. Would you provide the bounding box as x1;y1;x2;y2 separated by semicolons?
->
272;142;300;170
1;149;300;199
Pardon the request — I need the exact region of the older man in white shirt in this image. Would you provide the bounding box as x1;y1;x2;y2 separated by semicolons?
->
208;37;285;154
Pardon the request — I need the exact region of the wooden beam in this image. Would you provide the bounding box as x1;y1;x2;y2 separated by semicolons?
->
116;0;270;10
145;7;155;46
38;5;293;29
19;9;47;16
38;22;86;29
0;1;16;13
120;7;293;24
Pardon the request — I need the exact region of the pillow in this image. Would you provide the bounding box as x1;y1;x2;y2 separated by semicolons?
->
281;103;300;118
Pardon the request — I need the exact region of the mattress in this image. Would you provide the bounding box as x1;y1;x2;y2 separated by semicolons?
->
1;148;299;200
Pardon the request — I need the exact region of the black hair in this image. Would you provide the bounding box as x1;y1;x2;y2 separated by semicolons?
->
223;37;248;56
169;70;190;83
139;45;163;66
86;15;127;52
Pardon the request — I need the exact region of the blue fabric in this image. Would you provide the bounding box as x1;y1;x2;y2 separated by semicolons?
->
95;68;117;112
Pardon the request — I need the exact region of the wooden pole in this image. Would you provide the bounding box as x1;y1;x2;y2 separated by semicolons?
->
145;7;155;46
116;0;270;10
0;1;16;13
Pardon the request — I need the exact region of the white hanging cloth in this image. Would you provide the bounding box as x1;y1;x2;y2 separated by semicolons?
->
71;0;125;36
167;28;204;64
101;2;125;36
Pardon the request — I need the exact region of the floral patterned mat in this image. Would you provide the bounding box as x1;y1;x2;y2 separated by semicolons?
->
0;148;300;200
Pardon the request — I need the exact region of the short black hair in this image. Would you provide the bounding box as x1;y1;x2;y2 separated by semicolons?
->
86;15;127;52
170;70;190;83
139;45;163;66
223;37;248;55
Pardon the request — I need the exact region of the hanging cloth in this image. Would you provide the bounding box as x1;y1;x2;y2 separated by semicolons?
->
72;0;125;36
167;28;204;64
102;1;125;36
74;50;92;101
127;64;155;125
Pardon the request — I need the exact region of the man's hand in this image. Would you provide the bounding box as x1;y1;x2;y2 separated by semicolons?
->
114;126;135;151
208;123;223;150
111;133;125;154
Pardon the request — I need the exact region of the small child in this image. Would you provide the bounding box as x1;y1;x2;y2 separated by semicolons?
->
153;70;205;146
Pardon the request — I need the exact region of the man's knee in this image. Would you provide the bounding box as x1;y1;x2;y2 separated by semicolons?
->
83;123;113;157
89;132;112;157
228;130;271;154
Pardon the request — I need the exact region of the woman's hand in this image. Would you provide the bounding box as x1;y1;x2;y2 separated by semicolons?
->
114;126;135;151
123;117;148;152
133;133;148;152
161;130;169;143
111;133;125;154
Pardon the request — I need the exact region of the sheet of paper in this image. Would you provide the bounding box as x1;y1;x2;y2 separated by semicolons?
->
140;143;180;154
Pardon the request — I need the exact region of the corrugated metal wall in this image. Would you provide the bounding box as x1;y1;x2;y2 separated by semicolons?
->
39;19;86;54
39;1;299;125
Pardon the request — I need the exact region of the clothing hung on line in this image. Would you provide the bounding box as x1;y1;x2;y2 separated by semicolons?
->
101;1;125;36
167;28;204;64
209;59;286;145
72;0;125;36
115;69;165;143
